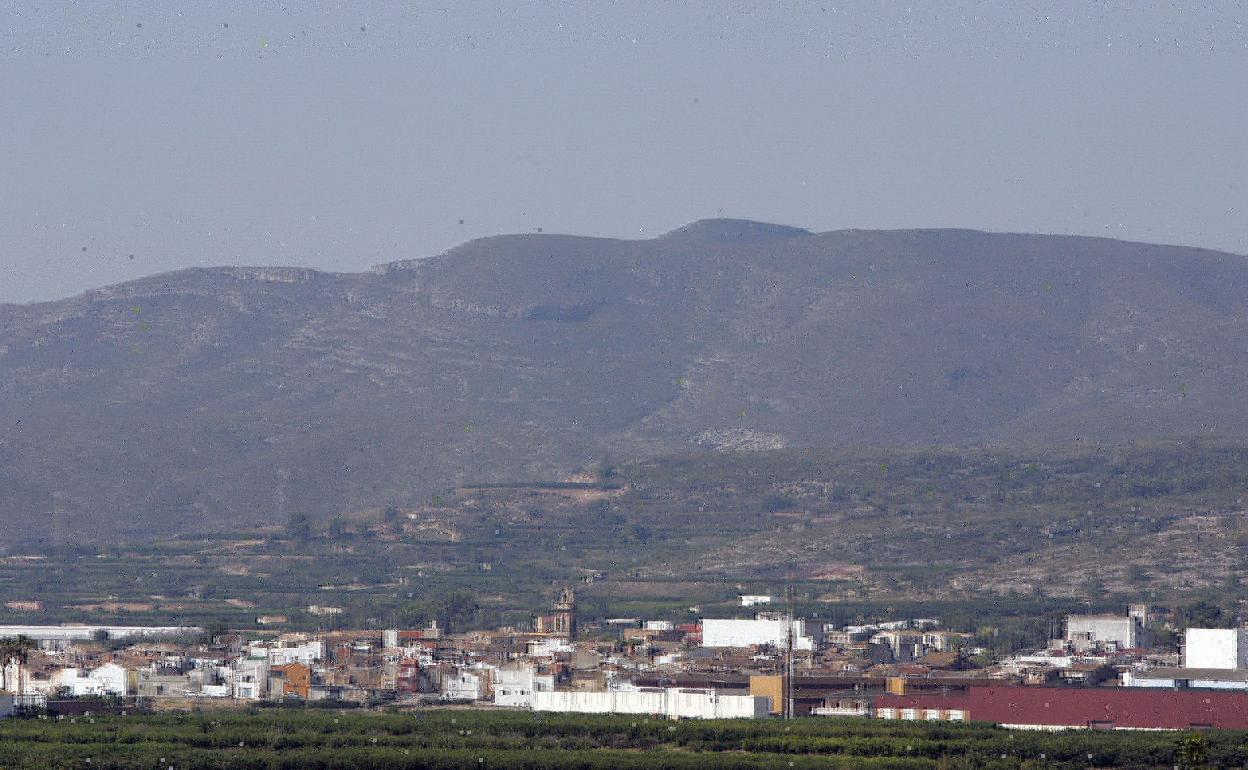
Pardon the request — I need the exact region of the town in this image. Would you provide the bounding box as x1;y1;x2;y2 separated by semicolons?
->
3;589;1248;730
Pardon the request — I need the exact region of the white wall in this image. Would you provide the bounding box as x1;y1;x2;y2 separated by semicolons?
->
665;689;769;719
535;689;663;715
1184;628;1248;669
1189;678;1248;690
0;625;199;641
702;618;817;650
1123;670;1248;690
533;688;769;719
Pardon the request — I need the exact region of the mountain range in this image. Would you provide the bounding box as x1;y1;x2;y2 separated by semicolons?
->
3;219;1246;541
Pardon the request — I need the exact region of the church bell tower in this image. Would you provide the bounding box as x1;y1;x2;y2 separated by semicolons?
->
552;586;577;640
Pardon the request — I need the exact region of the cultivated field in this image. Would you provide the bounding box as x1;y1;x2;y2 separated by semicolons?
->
0;708;1236;769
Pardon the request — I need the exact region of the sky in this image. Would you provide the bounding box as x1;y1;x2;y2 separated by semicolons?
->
2;1;1247;304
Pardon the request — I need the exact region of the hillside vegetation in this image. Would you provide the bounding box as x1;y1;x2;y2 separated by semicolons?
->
3;221;1247;539
2;442;1244;632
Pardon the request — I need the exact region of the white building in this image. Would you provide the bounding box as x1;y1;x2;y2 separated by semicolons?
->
1184;628;1248;670
306;605;343;617
253;640;325;666
921;631;958;652
527;637;575;658
533;687;769;719
0;625;200;645
877;620;914;631
1123;668;1248;690
740;595;772;607
872;631;927;662
55;663;129;697
493;662;556;708
1;658;30;695
232;658;270;700
201;684;231;698
701;618;820;651
1065;615;1138;651
442;670;486;702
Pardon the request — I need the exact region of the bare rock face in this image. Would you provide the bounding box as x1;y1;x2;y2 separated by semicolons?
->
696;429;787;452
2;220;1246;541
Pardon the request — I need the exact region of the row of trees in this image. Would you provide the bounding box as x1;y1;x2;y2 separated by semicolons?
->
0;709;1234;769
284;504;408;543
395;590;480;633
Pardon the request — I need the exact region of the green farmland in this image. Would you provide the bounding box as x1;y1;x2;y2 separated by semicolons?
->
0;708;1239;769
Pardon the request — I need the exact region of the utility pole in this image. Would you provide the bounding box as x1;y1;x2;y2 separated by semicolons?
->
51;491;68;550
785;584;794;719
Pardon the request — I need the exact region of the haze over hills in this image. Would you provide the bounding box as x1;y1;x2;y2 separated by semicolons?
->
2;219;1246;541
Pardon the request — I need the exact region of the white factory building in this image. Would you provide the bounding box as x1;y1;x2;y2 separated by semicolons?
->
1065;614;1141;651
1184;628;1248;670
1123;627;1248;691
701;617;820;651
0;625;201;645
533;687;770;719
1123;668;1248;690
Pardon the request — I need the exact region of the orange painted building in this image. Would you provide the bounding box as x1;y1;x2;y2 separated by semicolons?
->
271;662;312;699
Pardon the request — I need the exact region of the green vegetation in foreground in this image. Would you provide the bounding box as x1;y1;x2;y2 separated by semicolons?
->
0;709;1242;769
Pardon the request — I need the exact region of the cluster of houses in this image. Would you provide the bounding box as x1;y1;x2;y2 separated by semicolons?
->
0;590;976;720
4;595;1248;729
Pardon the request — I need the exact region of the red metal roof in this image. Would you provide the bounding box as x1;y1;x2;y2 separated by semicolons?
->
876;686;1248;730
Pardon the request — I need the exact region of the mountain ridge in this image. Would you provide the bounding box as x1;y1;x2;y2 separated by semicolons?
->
3;220;1247;542
10;219;1245;311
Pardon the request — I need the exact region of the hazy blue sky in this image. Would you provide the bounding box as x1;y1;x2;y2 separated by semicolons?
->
2;1;1246;303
